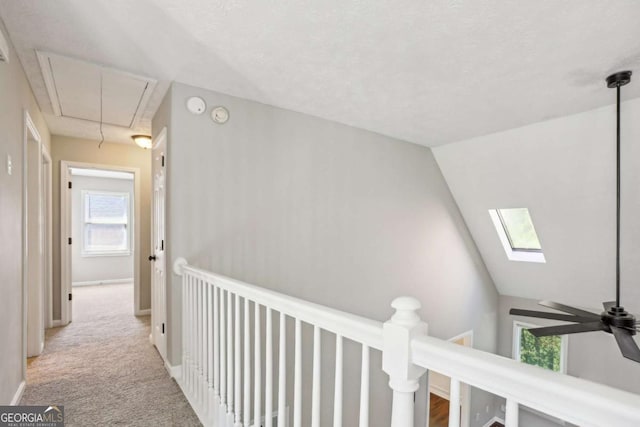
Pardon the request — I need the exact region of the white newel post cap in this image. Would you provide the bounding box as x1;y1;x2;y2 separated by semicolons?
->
390;297;422;327
173;257;188;276
383;296;428;391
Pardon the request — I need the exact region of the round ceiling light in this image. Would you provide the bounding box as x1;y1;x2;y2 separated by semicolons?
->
132;134;152;149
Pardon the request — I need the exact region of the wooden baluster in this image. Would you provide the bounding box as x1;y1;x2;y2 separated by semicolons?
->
448;378;461;427
213;285;219;397
505;399;519;427
220;289;227;408
200;279;206;404
293;319;302;427
277;313;286;427
359;345;369;427
235;294;241;425
181;273;187;386
265;308;273;427
227;290;234;413
333;335;343;427
254;303;262;427
311;326;321;427
207;283;214;411
188;275;193;393
243;299;251;427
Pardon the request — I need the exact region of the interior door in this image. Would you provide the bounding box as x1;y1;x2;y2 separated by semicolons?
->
151;129;167;360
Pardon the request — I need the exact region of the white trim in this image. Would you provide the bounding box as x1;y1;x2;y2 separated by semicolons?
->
512;320;568;374
42;145;53;329
60;161;142;323
70;167;134;180
137;308;151;316
72;278;133;287
22;110;44;379
488;209;546;263
10;381;26;406
50;320;63;328
165;362;182;380
483;416;504;427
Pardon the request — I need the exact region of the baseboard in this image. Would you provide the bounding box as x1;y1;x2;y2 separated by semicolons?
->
136;308;151;316
10;381;25;405
50;320;63;327
165;362;182;380
429;383;449;399
483;416;504;427
72;278;133;287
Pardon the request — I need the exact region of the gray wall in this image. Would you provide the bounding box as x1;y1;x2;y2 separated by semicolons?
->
0;17;51;403
71;175;134;284
153;82;499;425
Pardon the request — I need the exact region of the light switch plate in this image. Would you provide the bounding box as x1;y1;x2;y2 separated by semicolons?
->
6;154;12;175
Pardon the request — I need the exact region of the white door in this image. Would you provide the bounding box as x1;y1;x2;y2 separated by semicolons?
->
151;129;167;360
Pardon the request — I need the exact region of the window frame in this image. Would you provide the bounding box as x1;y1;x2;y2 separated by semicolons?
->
81;190;131;257
512;320;568;374
489;209;546;263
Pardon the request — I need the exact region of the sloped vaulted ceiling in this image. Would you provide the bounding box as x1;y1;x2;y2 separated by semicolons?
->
433;97;640;314
1;0;640;145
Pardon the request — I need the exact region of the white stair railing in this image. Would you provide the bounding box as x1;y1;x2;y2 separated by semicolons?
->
173;258;640;427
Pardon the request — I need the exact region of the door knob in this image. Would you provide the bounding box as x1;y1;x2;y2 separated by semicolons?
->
149;255;157;261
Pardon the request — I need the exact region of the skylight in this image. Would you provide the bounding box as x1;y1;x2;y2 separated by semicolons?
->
497;208;542;251
489;208;545;263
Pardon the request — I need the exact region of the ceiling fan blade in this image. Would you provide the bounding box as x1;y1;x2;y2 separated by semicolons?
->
611;326;640;363
538;301;600;318
528;322;605;337
509;309;596;323
603;301;616;311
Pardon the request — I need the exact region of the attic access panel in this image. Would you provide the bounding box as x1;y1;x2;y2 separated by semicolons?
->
37;51;156;128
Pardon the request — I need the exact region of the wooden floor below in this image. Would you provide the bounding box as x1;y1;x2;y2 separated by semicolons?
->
429;393;450;427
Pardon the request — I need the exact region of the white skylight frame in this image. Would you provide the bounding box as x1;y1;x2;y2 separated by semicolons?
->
489;209;546;263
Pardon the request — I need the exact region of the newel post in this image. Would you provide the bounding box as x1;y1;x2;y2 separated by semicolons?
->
383;297;428;427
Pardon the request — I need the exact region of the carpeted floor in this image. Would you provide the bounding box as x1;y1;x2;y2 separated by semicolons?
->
21;283;201;426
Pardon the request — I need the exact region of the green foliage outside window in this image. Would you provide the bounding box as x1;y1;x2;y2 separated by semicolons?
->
519;327;562;372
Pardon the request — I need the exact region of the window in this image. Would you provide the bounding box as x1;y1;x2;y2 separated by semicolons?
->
82;190;130;256
513;321;567;373
489;208;545;263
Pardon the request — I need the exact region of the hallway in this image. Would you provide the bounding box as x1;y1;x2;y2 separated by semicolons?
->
21;284;200;426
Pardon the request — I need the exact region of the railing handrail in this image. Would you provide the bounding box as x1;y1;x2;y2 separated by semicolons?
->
177;260;384;350
411;335;640;427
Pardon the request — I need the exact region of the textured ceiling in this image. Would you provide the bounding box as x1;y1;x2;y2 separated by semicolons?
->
1;0;640;146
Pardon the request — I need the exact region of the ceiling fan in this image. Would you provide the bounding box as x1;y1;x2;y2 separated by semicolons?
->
509;70;640;363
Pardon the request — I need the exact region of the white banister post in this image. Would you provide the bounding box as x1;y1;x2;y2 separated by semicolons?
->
174;257;188;276
382;297;428;427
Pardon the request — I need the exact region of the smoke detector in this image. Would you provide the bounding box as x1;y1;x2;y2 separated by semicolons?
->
0;28;9;63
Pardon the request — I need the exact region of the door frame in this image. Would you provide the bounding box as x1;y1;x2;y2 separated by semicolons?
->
42;146;53;328
426;330;474;427
60;160;142;324
22;110;44;375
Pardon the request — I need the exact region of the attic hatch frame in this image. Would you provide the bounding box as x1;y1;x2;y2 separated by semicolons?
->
35;50;157;129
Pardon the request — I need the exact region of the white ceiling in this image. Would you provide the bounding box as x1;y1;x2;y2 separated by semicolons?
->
1;0;640;146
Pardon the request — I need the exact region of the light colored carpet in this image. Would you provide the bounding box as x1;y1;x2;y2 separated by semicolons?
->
21;283;201;427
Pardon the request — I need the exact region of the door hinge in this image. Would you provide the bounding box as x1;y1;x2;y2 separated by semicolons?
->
68;237;72;245
68;181;72;189
68;293;72;301
162;323;165;334
161;155;165;167
161;239;164;251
